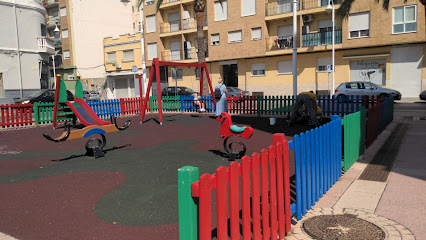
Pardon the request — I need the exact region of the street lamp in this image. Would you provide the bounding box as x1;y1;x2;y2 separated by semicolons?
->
120;0;130;6
326;0;335;97
47;21;60;88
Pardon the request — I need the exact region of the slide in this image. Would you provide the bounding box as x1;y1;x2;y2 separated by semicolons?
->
65;98;110;126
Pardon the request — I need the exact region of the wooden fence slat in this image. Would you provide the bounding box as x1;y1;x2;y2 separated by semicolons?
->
199;174;212;240
216;166;228;240
229;162;240;240
251;152;262;239
261;149;270;240
241;156;251;240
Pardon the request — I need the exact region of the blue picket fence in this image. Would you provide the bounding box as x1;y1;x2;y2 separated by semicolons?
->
86;99;121;120
289;115;342;220
317;95;362;117
180;95;216;113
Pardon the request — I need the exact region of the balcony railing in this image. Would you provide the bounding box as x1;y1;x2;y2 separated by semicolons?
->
302;29;342;47
266;0;299;16
301;0;340;10
47;16;60;25
161;49;183;61
266;36;294;51
182;17;207;30
160;20;182;33
38;37;55;55
43;0;59;6
183;48;209;60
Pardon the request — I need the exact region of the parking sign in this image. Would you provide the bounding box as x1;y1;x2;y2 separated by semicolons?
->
327;65;331;74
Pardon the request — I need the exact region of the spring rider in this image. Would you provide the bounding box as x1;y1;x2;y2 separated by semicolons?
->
216;112;254;161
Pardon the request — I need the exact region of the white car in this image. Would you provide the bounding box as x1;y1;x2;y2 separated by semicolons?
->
334;81;401;100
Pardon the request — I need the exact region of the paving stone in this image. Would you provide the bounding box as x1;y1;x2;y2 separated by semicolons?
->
284;235;299;240
402;234;415;240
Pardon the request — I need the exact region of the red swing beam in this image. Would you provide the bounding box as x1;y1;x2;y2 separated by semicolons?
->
139;58;217;125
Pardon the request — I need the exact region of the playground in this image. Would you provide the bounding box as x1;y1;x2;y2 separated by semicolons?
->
0;112;316;240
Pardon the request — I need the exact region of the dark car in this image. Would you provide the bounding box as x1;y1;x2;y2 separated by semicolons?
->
420;91;426;100
226;87;250;97
14;89;74;104
161;86;195;96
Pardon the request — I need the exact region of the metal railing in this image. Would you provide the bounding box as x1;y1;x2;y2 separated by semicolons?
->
161;49;183;61
47;16;60;25
43;0;58;6
301;0;340;10
302;29;342;47
266;36;294;51
37;37;55;55
266;0;299;16
160;20;182;33
183;48;209;59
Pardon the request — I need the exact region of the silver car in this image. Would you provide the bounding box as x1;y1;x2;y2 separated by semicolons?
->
83;90;101;100
334;81;401;100
226;87;249;97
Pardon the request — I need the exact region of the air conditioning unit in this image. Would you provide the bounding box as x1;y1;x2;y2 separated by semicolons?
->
303;14;313;23
115;63;122;69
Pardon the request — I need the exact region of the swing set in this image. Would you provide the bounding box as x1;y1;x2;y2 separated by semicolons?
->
139;58;217;125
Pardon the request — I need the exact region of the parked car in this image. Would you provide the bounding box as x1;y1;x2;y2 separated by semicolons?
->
83;90;101;100
420;90;426;100
226;87;250;97
14;89;74;104
161;86;195;96
334;81;401;100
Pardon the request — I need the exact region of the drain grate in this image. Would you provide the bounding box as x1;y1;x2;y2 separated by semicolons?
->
302;214;385;240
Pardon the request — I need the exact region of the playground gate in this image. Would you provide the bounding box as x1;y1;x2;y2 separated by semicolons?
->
179;134;292;240
0;103;33;128
86;99;121;120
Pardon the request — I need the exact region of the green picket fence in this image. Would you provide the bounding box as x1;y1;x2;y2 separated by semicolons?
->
149;96;181;112
342;107;366;171
257;95;295;116
34;102;74;125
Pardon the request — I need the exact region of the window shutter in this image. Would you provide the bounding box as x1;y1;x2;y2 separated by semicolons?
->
214;1;228;21
62;29;68;38
123;50;134;61
228;30;242;43
60;7;67;17
318;20;333;29
242;0;256;16
146;15;156;33
251;63;265;76
211;34;220;45
349;12;370;31
147;43;157;60
278;60;292;74
278;25;292;37
107;52;116;63
64;51;70;59
252;27;261;40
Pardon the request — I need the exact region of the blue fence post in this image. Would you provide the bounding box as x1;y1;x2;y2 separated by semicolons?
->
300;133;307;216
315;126;320;202
294;135;302;221
306;130;312;210
310;129;316;204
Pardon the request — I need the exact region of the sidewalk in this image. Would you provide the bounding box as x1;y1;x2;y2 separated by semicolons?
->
286;115;426;239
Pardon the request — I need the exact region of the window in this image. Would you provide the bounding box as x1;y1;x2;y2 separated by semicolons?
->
317;57;332;72
349;12;370;38
195;67;200;80
251;63;265;76
346;83;359;89
211;33;220;45
278;60;292;75
228;30;242;43
242;0;256;16
123;50;134;61
41;24;47;37
146;0;155;5
63;50;70;60
146;15;156;33
62;29;68;38
172;68;183;81
60;7;67;17
107;52;116;63
252;27;261;40
147;43;157;60
393;5;417;34
214;0;228;21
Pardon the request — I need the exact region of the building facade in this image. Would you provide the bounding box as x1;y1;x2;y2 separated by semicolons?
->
140;0;425;98
43;0;133;91
0;0;54;102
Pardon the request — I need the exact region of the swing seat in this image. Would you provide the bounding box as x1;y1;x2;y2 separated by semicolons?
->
230;125;247;133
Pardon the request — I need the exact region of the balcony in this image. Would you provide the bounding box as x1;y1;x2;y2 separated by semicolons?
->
301;0;340;10
161;49;183;61
49;37;62;46
47;16;60;26
266;36;294;51
302;29;342;47
38;37;55;55
43;0;59;8
182;17;207;30
265;0;299;17
160;20;182;34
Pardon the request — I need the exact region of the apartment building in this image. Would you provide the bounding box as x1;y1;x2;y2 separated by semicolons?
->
141;0;425;98
103;33;144;99
43;0;133;90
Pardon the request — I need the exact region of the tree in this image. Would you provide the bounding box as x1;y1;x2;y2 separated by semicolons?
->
137;0;211;96
338;0;425;18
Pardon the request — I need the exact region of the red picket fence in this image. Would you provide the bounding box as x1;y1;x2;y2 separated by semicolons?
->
365;101;382;148
120;97;150;116
190;134;292;240
362;95;381;109
226;96;258;115
0;103;34;128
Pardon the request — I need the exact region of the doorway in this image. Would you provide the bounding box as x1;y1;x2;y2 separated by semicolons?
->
223;64;238;87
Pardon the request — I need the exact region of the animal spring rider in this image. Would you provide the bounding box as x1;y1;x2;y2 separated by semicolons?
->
217;112;254;161
43;75;131;158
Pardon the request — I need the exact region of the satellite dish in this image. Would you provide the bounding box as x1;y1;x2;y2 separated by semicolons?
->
132;65;138;72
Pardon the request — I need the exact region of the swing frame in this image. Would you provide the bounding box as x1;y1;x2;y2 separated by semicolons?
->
139;58;217;125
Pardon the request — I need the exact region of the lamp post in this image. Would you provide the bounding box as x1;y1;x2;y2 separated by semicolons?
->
47;21;60;88
292;0;298;96
326;0;335;97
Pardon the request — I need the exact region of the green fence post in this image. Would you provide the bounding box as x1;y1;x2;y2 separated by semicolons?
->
34;102;40;126
178;166;199;240
360;107;366;155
